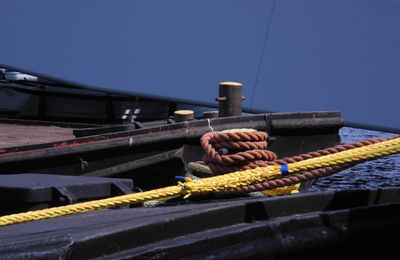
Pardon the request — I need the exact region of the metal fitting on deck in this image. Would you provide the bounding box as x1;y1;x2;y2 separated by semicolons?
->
216;82;245;117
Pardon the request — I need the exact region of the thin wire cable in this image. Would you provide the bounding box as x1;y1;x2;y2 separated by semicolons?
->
250;0;276;107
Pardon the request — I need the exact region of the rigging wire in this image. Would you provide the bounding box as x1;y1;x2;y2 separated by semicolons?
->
250;0;276;108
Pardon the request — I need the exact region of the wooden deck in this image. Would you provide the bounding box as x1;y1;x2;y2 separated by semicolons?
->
0;124;74;148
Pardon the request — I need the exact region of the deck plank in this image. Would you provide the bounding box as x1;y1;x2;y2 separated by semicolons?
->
0;124;74;148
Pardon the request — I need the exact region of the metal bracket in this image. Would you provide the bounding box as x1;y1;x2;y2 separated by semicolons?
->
112;182;133;196
53;186;78;204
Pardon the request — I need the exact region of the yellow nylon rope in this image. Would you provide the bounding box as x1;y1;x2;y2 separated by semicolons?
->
0;137;399;227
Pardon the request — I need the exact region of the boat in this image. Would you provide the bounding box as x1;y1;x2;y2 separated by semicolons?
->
0;1;399;258
0;91;398;258
0;72;172;123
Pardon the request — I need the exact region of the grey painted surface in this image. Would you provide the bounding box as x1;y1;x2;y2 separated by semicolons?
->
0;0;399;131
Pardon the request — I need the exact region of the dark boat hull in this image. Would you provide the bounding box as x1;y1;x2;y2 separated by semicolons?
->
0;82;172;123
1;188;399;259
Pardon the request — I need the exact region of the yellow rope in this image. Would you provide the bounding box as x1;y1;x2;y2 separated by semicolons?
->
0;137;399;227
262;183;301;196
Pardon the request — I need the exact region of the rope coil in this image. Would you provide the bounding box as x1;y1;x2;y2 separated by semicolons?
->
201;130;277;174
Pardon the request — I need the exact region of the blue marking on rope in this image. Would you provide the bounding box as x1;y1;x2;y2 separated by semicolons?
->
175;176;186;181
281;164;289;176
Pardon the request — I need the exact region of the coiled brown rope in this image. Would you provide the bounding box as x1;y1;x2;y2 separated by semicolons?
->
201;130;277;174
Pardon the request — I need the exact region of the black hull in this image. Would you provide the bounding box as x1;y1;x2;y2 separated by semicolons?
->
1;188;399;259
0;82;172;123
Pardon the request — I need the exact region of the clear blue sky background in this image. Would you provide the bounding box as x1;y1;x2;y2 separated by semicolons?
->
1;0;399;132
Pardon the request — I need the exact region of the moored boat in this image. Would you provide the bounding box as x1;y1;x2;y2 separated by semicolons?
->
0;101;398;259
1;1;399;257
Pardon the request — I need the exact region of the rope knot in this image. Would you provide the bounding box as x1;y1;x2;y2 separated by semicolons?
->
177;180;193;199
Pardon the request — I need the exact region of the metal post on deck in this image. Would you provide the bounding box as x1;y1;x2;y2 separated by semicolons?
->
216;82;244;117
174;110;194;122
203;111;219;119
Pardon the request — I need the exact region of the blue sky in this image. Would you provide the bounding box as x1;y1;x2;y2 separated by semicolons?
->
1;0;399;132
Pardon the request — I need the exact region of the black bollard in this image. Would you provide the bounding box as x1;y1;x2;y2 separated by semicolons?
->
216;82;244;117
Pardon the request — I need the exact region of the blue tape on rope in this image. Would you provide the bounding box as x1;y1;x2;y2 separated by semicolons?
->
175;176;186;181
281;164;289;176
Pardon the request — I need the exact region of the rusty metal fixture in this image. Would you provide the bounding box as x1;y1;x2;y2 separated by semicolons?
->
174;110;194;122
216;82;245;117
